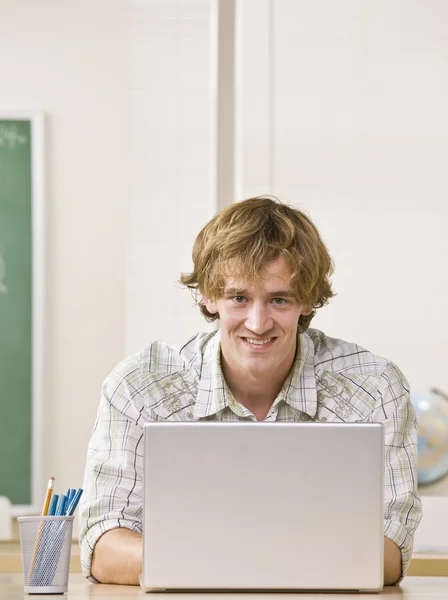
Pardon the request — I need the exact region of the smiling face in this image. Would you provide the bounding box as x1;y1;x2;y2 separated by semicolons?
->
204;256;312;385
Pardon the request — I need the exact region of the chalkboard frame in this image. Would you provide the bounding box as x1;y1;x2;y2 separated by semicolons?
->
0;111;45;516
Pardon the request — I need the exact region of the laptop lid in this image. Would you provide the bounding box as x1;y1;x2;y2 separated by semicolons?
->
141;422;384;592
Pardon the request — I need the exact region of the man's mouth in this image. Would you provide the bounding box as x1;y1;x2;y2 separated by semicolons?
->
242;337;275;346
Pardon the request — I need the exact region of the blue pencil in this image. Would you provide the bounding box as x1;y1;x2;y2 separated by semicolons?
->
48;494;59;516
65;488;83;516
55;494;67;516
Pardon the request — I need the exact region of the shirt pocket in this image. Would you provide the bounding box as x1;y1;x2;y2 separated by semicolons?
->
316;370;378;422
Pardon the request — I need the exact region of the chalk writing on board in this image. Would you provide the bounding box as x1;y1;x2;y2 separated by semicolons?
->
0;253;7;294
0;125;28;148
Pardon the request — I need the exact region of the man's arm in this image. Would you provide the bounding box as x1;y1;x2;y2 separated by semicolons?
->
91;532;401;587
91;528;142;585
372;362;422;582
79;358;146;581
384;537;402;586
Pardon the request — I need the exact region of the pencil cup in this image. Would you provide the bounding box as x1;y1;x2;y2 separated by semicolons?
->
18;515;74;594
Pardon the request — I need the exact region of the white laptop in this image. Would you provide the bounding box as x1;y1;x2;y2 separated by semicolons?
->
141;422;384;592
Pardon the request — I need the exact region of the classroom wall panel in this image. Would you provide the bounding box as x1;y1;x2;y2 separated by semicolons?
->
126;0;216;353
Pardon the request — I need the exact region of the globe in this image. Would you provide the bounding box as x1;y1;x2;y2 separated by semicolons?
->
411;388;448;485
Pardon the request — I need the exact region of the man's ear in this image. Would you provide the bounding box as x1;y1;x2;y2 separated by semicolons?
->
301;305;314;316
203;295;219;315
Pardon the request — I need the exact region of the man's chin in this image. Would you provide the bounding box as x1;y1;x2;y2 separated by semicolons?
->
238;354;275;373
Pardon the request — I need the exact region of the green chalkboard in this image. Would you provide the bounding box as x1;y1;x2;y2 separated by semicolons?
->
0;119;33;505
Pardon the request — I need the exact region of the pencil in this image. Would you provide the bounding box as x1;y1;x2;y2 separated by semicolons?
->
41;477;55;516
65;488;83;516
55;495;67;516
48;494;59;517
28;476;55;581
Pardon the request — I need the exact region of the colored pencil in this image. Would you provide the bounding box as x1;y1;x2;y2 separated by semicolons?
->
48;494;59;517
41;477;55;516
65;488;83;516
55;495;67;516
28;480;84;585
29;476;55;581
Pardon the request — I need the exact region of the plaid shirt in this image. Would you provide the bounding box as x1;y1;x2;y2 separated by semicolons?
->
79;328;422;581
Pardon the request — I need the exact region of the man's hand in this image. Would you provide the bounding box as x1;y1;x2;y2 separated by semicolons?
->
91;528;142;585
384;537;402;586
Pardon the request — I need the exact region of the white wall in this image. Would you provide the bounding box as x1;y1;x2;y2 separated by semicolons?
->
237;0;448;396
126;0;216;352
0;0;128;517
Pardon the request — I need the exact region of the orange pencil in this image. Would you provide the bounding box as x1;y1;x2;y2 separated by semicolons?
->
41;477;55;516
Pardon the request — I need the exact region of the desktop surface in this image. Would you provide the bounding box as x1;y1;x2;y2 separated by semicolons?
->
1;573;448;599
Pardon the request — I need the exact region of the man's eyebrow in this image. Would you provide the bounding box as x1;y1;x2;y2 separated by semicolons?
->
266;291;297;299
223;287;247;296
223;287;297;298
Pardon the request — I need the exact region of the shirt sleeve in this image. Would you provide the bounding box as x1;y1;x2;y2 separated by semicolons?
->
372;362;422;582
78;359;146;581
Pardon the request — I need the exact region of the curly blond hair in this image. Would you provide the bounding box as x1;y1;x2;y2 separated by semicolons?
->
180;196;334;332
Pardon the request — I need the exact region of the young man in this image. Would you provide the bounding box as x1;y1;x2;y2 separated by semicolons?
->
79;197;422;586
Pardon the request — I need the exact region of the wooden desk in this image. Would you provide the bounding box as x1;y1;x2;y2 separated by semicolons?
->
0;573;447;598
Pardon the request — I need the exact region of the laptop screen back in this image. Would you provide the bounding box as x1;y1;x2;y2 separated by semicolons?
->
142;422;384;592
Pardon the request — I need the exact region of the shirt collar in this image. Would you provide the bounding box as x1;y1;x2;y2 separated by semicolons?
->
194;330;318;420
277;331;318;419
194;330;229;419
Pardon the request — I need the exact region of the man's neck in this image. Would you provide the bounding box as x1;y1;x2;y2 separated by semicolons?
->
221;353;297;420
227;374;283;420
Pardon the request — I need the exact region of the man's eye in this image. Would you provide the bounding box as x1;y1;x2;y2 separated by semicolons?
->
233;296;246;303
272;298;287;305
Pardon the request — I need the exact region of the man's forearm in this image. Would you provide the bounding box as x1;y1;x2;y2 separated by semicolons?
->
384;537;402;585
91;528;142;585
90;530;401;587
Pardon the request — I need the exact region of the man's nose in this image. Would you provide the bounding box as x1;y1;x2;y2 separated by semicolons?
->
245;303;273;335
